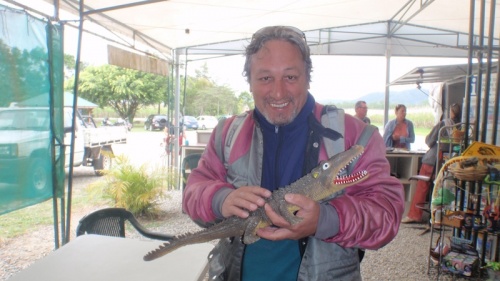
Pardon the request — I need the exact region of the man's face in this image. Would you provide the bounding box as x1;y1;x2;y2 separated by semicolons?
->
356;103;368;118
248;40;309;126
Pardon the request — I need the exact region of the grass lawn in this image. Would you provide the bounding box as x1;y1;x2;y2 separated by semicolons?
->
0;187;107;239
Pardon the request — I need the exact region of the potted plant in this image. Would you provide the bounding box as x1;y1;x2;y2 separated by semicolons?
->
484;261;500;280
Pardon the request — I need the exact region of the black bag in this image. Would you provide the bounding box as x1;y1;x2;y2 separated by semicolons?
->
208;237;245;281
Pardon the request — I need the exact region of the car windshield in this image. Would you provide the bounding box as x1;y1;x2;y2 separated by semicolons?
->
184;116;196;122
0;109;49;131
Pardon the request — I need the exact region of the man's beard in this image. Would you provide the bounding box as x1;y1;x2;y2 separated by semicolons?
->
261;108;298;126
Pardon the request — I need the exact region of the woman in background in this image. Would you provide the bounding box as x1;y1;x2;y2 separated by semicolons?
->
401;103;462;223
383;104;415;150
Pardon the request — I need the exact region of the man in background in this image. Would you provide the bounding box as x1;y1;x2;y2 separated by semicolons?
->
354;100;370;124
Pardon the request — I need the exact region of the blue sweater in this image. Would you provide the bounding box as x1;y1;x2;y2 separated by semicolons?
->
242;94;315;281
383;118;415;150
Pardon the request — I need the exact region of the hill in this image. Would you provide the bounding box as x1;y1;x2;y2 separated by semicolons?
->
318;88;430;108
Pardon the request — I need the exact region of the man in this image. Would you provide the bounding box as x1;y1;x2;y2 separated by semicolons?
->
183;26;404;281
354;100;371;124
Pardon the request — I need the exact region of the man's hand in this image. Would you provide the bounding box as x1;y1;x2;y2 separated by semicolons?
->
221;186;271;219
257;194;320;241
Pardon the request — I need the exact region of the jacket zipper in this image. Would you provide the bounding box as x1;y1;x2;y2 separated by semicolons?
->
274;125;282;189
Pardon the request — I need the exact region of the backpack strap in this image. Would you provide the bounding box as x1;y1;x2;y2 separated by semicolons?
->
320;105;345;159
347;124;377;174
214;112;248;167
214;119;226;161
320;104;376;174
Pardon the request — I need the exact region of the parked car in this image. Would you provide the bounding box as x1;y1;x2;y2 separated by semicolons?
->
144;114;170;131
196;115;218;130
180;115;198;130
0;107;127;198
102;117;132;131
217;115;232;121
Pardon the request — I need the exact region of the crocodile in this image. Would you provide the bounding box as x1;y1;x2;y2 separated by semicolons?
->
144;144;368;261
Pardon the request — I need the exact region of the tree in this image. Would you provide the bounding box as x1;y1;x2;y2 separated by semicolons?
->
63;54;88;80
181;64;214;115
0;40;50;106
180;63;239;116
188;85;238;116
77;65;167;122
238;91;254;112
181;75;210;115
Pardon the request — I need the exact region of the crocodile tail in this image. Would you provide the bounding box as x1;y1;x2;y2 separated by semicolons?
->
143;216;245;261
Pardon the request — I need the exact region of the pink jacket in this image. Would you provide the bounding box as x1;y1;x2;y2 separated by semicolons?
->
183;103;404;250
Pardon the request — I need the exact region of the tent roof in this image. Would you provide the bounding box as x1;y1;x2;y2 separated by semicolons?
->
25;0;499;61
391;61;499;86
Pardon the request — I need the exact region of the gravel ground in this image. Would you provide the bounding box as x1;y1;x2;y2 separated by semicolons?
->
0;131;489;280
0;189;489;281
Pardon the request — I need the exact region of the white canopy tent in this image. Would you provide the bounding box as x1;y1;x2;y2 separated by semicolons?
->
3;0;500;245
27;0;500;58
6;0;499;124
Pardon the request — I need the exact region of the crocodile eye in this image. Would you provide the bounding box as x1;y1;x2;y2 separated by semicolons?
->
322;162;330;170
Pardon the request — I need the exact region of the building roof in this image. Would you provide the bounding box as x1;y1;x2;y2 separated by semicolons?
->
19;92;98;108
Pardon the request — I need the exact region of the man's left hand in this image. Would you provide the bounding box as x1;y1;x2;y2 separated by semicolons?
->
256;193;319;241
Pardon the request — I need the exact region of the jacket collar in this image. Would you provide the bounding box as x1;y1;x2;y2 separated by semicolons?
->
254;93;315;133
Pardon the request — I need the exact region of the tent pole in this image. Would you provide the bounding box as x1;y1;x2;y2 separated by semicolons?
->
48;0;61;250
384;25;392;127
64;0;85;244
52;191;60;249
174;49;181;187
472;0;485;142
183;49;188;116
480;0;496;143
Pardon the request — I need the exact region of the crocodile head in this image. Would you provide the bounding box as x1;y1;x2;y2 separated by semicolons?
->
311;145;368;197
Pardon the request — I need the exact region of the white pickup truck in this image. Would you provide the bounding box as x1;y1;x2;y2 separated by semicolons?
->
0;107;127;196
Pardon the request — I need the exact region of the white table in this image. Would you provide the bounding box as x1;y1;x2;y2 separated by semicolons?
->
9;235;214;281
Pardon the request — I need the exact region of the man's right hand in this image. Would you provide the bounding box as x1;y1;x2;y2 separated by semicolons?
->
221;186;271;219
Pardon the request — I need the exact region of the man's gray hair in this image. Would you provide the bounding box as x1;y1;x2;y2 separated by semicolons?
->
355;100;367;109
243;26;312;83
